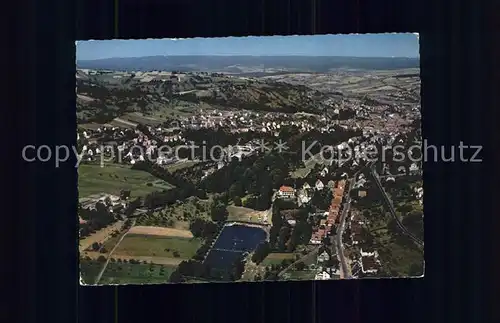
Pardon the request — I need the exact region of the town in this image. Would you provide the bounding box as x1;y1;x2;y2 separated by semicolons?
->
78;35;423;285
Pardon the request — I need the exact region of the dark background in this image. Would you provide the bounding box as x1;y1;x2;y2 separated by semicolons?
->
9;0;498;322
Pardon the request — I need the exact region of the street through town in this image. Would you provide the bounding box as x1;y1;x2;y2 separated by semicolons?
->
335;177;355;279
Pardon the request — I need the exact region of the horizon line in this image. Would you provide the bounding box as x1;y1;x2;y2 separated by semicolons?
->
78;54;420;61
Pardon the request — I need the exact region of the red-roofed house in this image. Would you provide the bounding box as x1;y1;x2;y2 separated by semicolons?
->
278;185;296;198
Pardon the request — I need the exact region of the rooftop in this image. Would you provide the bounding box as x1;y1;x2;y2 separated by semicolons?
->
279;185;295;193
361;256;379;271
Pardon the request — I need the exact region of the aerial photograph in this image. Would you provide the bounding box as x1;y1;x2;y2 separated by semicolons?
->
77;33;423;285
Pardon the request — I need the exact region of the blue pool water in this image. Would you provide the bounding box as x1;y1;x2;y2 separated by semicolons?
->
204;224;267;280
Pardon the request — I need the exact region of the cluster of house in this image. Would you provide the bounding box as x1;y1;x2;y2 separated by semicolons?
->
314;249;341;280
380;162;421;180
79;193;128;215
276;177;329;204
348;211;365;246
345;210;382;276
183;109;323;134
309;179;347;245
352;249;381;276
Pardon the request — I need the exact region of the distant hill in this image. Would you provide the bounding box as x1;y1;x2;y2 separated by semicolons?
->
75;69;327;124
76;55;419;73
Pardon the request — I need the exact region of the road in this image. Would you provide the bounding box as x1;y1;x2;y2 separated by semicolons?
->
335;177;355;279
175;90;197;95
94;219;136;284
333;162;375;279
370;166;424;247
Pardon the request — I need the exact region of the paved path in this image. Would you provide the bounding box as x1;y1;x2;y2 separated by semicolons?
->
79;221;124;253
94;219;136;284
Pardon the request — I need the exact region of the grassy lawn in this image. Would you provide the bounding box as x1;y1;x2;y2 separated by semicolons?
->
100;262;177;284
261;253;295;266
112;234;202;259
80;259;104;284
283;270;316;281
365;217;423;277
101;234;122;252
377;239;424;277
78;163;174;198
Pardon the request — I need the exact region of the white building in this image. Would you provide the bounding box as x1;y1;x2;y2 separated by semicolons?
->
315;271;331;280
315;180;325;191
277;186;296;198
317;251;330;263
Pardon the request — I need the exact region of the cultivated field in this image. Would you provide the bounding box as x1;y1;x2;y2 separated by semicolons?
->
120;112;163;126
79;220;124;252
164;160;199;172
128;226;194;238
109;117;137;128
111;233;201;259
78;163;174;198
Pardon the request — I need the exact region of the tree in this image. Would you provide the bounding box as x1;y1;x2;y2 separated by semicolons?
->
277;226;291;251
233;196;243;206
97;255;106;262
228;182;243;199
242;196;257;209
169;270;185;283
210;201;229;222
251;241;271;264
91;242;100;251
295;261;306;271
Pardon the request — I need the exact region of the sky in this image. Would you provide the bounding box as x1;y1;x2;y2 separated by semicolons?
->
76;33;419;60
